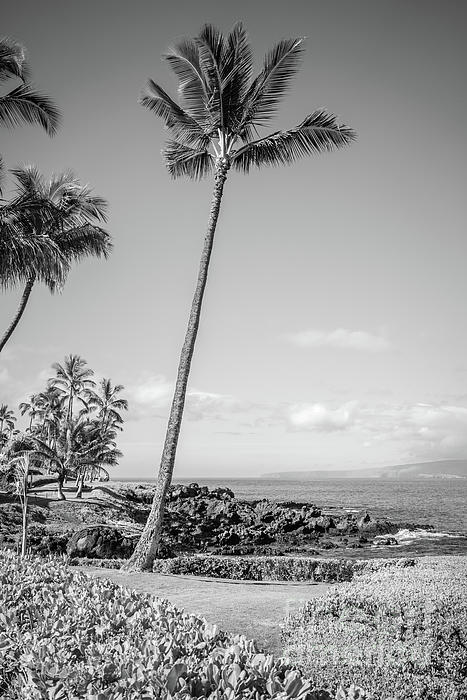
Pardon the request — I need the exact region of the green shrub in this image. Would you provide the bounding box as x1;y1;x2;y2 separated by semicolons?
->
0;551;365;699
153;554;416;582
282;556;467;699
69;556;125;568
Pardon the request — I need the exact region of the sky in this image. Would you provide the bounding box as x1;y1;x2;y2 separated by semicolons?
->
1;0;467;478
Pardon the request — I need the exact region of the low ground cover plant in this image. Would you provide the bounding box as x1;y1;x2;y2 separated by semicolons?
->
0;551;364;699
152;554;416;582
282;556;467;699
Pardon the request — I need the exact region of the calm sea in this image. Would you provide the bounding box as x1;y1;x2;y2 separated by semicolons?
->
115;477;467;556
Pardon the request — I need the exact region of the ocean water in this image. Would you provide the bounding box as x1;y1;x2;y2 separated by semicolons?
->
116;477;467;556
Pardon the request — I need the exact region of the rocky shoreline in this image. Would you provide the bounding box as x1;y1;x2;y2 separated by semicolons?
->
1;481;433;560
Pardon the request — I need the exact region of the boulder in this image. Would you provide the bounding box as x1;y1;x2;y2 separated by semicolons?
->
66;526;139;559
357;511;372;529
210;487;234;500
314;516;336;533
375;536;398;546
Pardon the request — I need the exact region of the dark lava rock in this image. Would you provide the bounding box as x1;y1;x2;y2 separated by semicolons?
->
314;516;336;533
375;536;399;546
357;511;373;529
210;487;234;499
67;526;139;559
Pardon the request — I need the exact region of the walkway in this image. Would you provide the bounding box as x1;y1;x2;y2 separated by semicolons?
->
80;567;332;654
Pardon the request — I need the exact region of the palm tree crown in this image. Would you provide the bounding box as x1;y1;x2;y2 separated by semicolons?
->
141;23;355;178
0;168;112;353
49;355;97;422
0;37;60;183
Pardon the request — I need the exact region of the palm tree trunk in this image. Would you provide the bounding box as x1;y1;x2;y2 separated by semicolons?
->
123;159;230;572
75;472;84;498
21;460;29;557
56;472;66;500
0;277;35;354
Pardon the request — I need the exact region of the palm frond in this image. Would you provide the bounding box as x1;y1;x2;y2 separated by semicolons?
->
140;80;208;147
0;37;28;82
232;110;356;172
0;83;60;135
220;22;253;131
0;223;66;289
163;39;209;125
162;141;214;180
238;38;304;137
196;25;225;128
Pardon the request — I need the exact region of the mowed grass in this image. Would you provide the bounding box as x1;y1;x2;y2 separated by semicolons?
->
80;567;331;654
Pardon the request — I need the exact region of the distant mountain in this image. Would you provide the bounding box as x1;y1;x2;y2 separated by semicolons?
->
261;459;467;480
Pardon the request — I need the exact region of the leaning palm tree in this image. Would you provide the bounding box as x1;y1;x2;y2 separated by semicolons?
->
0;37;60;185
0;167;111;353
125;23;356;571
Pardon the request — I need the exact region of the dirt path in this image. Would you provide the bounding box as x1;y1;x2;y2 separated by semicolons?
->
80;567;332;654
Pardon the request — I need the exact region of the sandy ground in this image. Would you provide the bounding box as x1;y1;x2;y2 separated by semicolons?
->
79;567;332;654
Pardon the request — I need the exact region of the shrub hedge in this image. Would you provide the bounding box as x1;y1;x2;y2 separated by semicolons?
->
282;556;467;700
0;551;365;699
152;554;416;582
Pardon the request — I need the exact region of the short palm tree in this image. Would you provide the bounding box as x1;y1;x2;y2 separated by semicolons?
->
0;167;111;353
125;23;356;571
32;417;121;499
0;37;60;184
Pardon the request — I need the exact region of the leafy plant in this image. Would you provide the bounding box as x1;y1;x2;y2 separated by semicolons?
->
152;554;416;582
0;551;365;699
282;556;467;699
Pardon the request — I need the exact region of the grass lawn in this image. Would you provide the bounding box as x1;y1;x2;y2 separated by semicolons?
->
79;567;331;654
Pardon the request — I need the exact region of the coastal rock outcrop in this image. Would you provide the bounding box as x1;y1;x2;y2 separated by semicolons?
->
67;526;139;559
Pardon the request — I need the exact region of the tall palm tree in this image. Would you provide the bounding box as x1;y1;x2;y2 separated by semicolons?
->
125;23;356;571
0;403;16;440
49;355;96;425
0;167;111;353
91;378;129;432
0;37;60;185
19;393;41;432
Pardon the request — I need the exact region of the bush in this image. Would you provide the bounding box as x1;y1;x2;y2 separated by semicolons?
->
153;554;416;582
282;556;467;699
0;551;365;699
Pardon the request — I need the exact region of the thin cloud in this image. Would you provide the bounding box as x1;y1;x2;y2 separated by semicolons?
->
284;328;390;352
288;401;359;432
357;402;467;460
128;376;252;422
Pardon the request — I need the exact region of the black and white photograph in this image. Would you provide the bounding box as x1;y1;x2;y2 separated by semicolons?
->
0;1;466;697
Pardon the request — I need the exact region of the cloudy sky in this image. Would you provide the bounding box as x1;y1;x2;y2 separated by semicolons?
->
1;0;466;478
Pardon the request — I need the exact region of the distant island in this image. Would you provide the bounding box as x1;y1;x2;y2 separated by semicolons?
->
261;459;467;480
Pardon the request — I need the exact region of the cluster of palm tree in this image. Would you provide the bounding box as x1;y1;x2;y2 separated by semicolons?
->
0;37;112;353
1;354;128;499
